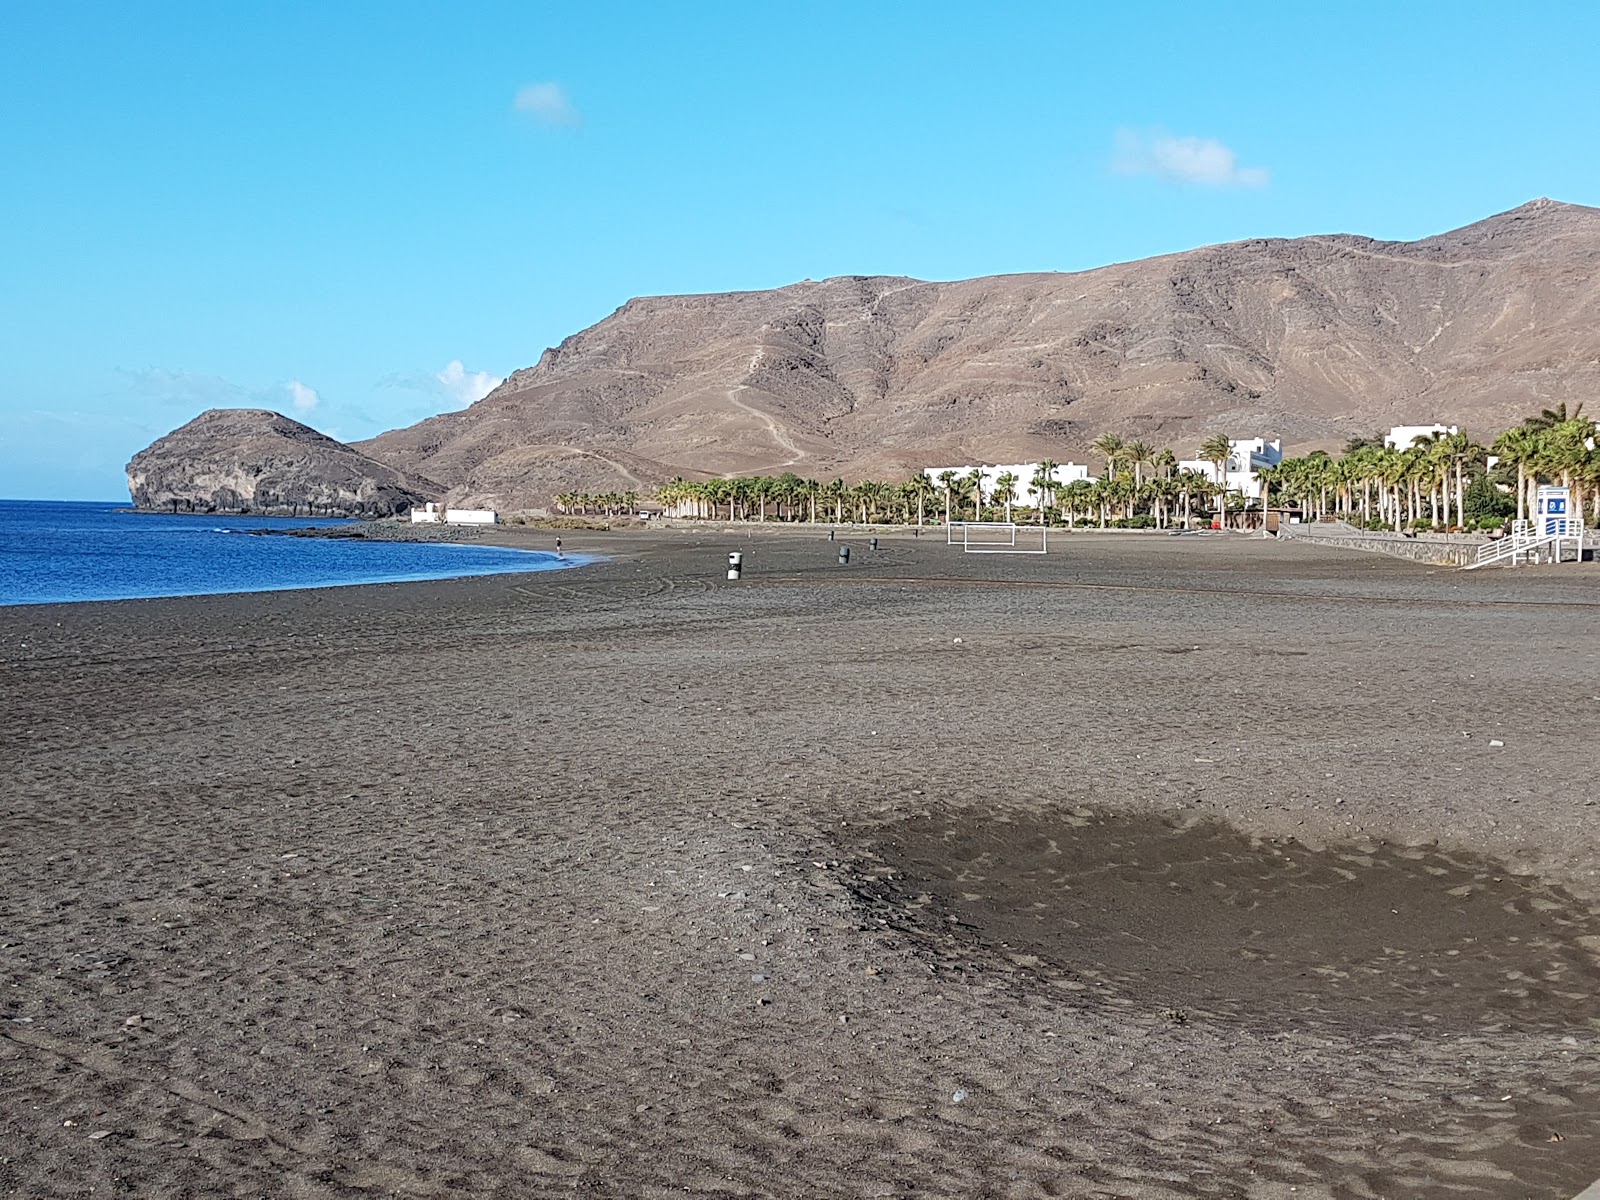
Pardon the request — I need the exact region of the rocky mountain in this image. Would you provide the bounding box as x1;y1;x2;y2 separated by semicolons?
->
371;199;1595;508
127;408;440;517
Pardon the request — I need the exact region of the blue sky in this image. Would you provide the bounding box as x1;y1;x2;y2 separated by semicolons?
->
5;1;1598;500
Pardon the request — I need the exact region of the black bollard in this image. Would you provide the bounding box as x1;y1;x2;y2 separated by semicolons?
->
828;529;835;541
838;545;850;564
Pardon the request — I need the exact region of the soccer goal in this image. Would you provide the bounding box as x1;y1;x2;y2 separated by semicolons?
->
946;522;1048;554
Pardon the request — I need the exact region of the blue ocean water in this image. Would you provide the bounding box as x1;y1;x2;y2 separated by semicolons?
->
0;500;579;606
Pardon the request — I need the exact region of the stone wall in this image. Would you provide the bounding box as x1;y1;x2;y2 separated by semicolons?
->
1280;522;1486;567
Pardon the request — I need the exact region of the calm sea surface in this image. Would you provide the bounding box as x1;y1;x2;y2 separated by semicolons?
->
0;500;577;606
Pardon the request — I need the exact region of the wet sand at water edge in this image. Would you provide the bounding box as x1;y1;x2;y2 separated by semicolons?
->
4;525;1600;1198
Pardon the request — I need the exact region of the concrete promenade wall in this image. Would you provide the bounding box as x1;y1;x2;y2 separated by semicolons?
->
1280;522;1486;567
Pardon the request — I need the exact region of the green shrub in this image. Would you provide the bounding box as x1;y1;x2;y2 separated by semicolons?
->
1463;475;1516;521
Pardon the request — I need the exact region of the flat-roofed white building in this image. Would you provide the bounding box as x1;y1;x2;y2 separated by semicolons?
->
1386;424;1458;450
411;502;498;525
1177;437;1282;500
922;461;1095;509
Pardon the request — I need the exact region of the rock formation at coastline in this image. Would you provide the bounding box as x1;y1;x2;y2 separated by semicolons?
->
127;408;439;517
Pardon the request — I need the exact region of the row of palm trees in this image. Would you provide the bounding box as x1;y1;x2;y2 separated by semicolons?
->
554;490;640;517
641;404;1596;531
1261;405;1597;531
653;463;1238;529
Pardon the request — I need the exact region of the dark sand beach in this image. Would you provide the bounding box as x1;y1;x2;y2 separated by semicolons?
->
4;527;1600;1198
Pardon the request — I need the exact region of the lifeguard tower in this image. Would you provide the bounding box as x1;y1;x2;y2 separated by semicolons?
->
1466;485;1586;568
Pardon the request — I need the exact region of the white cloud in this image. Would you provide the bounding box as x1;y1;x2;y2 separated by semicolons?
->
1113;128;1269;188
436;360;502;407
514;81;581;126
286;380;321;414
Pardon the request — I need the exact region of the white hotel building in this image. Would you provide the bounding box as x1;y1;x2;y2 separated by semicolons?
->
1176;437;1283;500
921;461;1095;508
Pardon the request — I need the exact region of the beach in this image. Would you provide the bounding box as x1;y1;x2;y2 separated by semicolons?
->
4;526;1599;1198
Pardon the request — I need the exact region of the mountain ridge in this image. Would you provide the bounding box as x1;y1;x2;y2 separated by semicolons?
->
219;201;1600;510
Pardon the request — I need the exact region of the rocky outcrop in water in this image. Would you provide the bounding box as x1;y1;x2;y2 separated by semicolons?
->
127;409;439;517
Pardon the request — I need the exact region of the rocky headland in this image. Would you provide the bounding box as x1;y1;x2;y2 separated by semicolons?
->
126;408;439;517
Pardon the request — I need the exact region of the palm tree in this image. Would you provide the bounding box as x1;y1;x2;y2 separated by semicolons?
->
1092;433;1126;481
1030;460;1060;523
936;470;958;526
1544;417;1599;520
1255;464;1279;526
1198;433;1233;529
824;477;848;524
963;468;987;521
1493;427;1538;523
1125;440;1154;487
906;473;937;527
1062;479;1093;529
992;471;1018;523
1524;402;1585;432
1176;468;1206;529
1434;430;1480;529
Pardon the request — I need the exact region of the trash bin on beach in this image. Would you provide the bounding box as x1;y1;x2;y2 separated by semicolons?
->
838;545;850;565
869;537;878;550
727;552;743;580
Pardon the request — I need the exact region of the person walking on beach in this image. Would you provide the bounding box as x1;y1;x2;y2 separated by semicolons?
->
555;536;564;560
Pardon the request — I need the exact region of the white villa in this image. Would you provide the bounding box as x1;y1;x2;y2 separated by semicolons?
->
411;502;498;525
922;461;1095;508
1176;437;1283;500
1385;424;1458;450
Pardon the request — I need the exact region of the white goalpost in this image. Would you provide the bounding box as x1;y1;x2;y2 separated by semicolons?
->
946;522;1048;554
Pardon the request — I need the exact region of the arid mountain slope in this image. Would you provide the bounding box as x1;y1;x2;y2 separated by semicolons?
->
359;199;1600;508
128;408;440;516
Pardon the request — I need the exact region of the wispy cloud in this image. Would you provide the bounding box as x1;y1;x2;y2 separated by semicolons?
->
514;81;581;127
285;380;321;414
120;366;340;422
119;367;251;408
1113;128;1269;188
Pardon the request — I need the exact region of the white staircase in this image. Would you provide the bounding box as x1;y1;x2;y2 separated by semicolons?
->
1464;518;1586;570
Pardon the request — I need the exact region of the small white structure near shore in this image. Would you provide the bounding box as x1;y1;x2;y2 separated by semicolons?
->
411;502;498;525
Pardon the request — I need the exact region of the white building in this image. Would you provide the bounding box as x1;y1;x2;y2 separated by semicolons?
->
1386;424;1458;450
922;462;1095;509
411;502;498;525
1177;437;1283;500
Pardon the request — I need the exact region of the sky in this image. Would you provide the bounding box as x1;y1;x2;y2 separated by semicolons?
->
4;1;1599;500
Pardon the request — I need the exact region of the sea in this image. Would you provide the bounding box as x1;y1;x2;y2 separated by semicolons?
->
0;499;577;606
